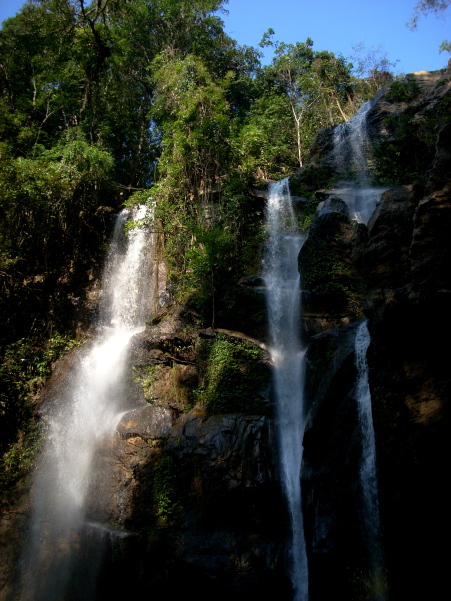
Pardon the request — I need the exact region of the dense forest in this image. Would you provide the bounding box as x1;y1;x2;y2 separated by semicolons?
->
0;0;390;471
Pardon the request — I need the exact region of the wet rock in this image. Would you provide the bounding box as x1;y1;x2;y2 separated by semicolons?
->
302;324;365;601
317;196;350;217
299;207;363;329
128;341;169;368
166;409;275;486
116;405;172;440
364;185;416;291
215;285;268;342
130;328;196;364
304;321;360;422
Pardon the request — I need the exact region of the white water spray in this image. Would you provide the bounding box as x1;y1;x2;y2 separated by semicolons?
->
329;99;388;224
20;204;155;600
354;320;385;598
334;99;373;185
263;179;308;601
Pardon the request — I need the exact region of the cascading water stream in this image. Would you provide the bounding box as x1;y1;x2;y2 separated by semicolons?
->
329;97;388;224
334;99;373;186
334;99;386;595
20;204;155;601
354;320;385;598
263;179;308;601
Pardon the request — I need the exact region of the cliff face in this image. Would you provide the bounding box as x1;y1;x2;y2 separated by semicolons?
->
0;304;289;601
81;312;287;601
1;66;450;601
296;64;451;600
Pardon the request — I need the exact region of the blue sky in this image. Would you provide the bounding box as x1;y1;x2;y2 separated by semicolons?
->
221;0;451;74
1;0;450;74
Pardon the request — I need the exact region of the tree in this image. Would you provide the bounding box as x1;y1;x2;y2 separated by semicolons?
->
0;0;235;340
260;33;317;167
253;32;356;171
407;0;451;53
350;43;396;100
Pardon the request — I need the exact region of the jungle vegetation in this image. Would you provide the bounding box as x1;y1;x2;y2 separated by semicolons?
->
0;0;393;471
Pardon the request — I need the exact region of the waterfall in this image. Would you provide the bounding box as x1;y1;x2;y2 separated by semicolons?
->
20;204;155;601
329;98;387;224
263;178;308;601
354;320;386;598
334;99;373;186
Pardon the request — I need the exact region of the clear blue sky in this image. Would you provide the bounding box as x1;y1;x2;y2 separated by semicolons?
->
1;0;450;74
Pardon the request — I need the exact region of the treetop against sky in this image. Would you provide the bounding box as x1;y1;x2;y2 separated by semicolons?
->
1;1;449;74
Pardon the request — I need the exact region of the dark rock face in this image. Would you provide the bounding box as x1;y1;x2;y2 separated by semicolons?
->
116;405;173;439
13;321;287;601
298;68;451;601
302;322;379;600
299;198;364;335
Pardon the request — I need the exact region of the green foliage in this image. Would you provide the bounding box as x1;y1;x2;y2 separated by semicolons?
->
235;91;296;180
151;52;232;204
196;333;268;414
0;0;234;338
245;37;358;174
152;455;183;524
0;334;80;451
294;193;323;232
133;365;160;400
0;420;42;506
385;78;421;103
184;226;235;306
0;333;79;504
374;94;451;183
134;362;194;410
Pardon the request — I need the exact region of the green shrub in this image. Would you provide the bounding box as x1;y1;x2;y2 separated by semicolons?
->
196;334;268;414
152;455;183;524
301;238;354;297
386;78;420;103
0;334;80;502
372;102;449;184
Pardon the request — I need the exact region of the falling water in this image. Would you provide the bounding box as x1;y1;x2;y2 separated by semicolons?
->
354;320;386;598
20;204;155;601
334;99;373;185
263;179;308;601
330;98;388;224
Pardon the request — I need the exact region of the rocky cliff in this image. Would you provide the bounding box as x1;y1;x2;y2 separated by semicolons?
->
295;63;451;600
1;65;450;601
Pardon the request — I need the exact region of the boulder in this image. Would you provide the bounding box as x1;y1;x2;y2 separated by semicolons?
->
116;405;172;440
